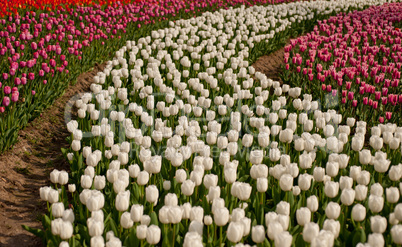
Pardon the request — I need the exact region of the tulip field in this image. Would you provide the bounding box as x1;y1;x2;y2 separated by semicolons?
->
1;0;401;246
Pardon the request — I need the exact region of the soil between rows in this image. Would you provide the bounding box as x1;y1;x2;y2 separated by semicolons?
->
0;49;284;246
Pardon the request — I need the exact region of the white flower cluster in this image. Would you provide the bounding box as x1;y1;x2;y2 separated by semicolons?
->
41;0;402;246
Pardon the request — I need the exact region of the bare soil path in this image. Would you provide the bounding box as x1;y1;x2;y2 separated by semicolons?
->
252;47;285;83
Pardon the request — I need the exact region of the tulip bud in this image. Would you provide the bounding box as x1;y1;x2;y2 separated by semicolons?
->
276;201;290;216
298;174;312;191
183;232;202;247
120;212;133;229
368;233;385;247
391;225;402;244
368;195;384;213
303;222;319;243
323;219;340;238
252;225;266;243
267;221;284;241
115;191;130;212
60;221;74;240
371;216;387;233
204;215;213;226
68;184;76;193
145;185;159;205
351;203;366;222
340;188;355;206
182;179;195;196
279;174;293;191
227;222;244;243
324;181;339;198
146;225;161;245
90;236;104;247
307;195;319;212
214;207;229;226
394;203;402;221
325;202;340;219
386;187;400;204
296;207;311;226
130;204;143;223
313;167;325;182
136;225;147;240
257;178;268;192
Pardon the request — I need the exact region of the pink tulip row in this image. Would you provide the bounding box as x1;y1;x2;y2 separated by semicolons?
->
0;0;302;113
283;2;402;123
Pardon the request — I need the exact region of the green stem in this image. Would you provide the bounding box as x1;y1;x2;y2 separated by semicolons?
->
172;224;176;247
220;226;223;247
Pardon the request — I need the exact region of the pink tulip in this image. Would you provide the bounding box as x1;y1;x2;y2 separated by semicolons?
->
14;78;21;86
382;88;388;96
2;97;10;107
341;98;347;104
347;92;354;101
345;81;351;90
375;91;381;100
386;112;392;120
31;42;37;50
4;86;11;94
379;117;384;123
363;97;368;105
11;93;19;103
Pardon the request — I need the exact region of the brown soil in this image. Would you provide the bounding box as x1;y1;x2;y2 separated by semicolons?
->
252;47;285;82
0;62;106;247
0;47;285;247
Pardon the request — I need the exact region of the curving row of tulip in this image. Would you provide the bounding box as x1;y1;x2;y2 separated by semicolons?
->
0;0;301;153
281;3;402;124
25;0;402;246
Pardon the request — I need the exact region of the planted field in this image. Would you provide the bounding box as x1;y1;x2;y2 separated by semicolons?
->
0;0;401;247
